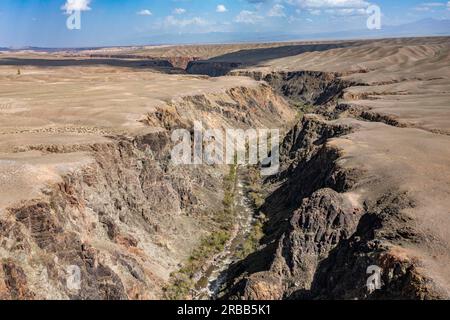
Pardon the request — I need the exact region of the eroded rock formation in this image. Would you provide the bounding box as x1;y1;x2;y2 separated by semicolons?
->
1;37;450;300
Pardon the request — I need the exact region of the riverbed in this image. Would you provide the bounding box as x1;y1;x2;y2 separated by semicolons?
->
193;167;255;300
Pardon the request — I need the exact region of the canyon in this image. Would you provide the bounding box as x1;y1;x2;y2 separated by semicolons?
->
0;36;449;300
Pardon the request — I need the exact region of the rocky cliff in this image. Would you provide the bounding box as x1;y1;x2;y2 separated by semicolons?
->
213;48;450;299
0;79;295;299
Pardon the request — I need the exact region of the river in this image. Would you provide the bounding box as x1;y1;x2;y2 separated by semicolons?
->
193;167;255;300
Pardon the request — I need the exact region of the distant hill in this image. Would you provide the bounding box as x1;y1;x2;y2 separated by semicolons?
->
385;18;450;36
128;18;450;45
0;46;76;52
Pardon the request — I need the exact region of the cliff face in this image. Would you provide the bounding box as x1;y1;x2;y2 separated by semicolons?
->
186;61;243;77
87;54;200;70
0;81;295;300
222;65;450;300
1;135;211;300
229;71;355;106
224;113;421;300
223;113;364;300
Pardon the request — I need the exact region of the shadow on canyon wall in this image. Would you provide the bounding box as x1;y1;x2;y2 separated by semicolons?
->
0;57;180;73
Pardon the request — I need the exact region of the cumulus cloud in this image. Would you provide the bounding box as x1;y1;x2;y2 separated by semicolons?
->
173;8;186;15
268;4;286;17
61;0;91;13
216;4;228;13
280;0;372;16
235;10;264;24
286;0;370;9
164;16;208;28
137;9;152;16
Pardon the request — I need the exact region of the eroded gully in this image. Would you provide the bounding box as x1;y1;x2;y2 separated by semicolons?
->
193;166;255;300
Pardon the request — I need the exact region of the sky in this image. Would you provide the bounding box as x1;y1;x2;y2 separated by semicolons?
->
0;0;449;47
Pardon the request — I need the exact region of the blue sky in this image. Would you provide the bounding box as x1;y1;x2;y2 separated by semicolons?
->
0;0;449;47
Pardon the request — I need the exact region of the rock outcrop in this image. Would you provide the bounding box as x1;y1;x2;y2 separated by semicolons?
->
221;37;450;300
0;74;295;299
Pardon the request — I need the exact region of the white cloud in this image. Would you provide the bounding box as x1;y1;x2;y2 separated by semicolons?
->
414;2;447;12
235;10;263;24
448;1;450;9
173;8;186;15
286;0;370;9
164;16;208;28
421;2;446;6
308;9;322;15
414;6;432;11
216;5;228;13
325;8;367;15
287;15;302;23
61;0;91;13
137;9;152;16
268;4;286;17
286;0;372;16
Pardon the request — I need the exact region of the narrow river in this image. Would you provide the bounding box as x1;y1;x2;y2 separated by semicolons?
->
193;167;255;300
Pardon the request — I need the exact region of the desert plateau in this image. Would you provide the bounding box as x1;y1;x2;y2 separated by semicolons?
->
0;35;449;300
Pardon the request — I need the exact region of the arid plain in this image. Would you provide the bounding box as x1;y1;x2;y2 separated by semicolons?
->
0;37;449;300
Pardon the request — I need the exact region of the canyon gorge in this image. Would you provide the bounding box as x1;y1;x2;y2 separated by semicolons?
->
0;37;449;300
